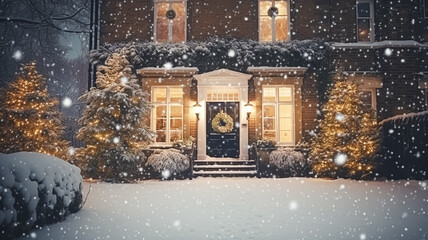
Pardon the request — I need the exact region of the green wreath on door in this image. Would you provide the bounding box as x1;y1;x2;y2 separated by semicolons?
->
211;110;234;133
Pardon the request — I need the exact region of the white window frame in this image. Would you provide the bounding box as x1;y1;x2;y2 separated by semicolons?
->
359;88;377;110
262;85;295;146
258;0;291;42
153;0;187;43
356;0;375;42
151;86;184;145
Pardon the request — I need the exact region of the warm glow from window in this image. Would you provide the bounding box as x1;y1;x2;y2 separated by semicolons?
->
357;1;374;42
262;86;294;144
152;87;183;144
207;89;239;101
259;0;289;42
155;1;186;43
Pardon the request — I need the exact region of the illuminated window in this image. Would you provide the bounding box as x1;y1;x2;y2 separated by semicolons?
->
262;86;294;145
359;89;376;110
259;0;289;42
206;89;239;102
152;87;183;144
357;0;374;42
154;1;186;43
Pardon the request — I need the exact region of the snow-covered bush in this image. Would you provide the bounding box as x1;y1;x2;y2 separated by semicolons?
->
145;149;189;178
0;152;82;238
172;137;195;150
268;149;308;177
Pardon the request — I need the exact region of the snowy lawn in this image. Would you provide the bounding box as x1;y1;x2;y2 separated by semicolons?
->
20;178;428;240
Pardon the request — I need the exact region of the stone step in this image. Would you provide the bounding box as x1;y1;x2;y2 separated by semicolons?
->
192;170;257;178
193;164;256;171
194;160;256;165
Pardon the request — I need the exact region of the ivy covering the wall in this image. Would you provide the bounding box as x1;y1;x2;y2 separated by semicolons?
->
88;37;333;101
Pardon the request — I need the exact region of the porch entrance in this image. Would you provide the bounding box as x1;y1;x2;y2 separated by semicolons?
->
206;102;240;158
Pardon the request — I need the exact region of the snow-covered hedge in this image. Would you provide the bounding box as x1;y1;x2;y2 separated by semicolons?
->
145;149;190;179
378;111;428;179
268;149;309;177
0;152;82;238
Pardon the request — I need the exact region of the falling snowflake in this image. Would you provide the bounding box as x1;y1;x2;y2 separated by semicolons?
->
360;233;367;240
227;49;236;57
384;48;392;56
13;50;22;60
289;201;298;210
334;153;348;166
335;112;345;122
163;62;173;69
68;147;75;156
162;169;171;179
113;137;120;144
62;97;72;108
120;76;128;84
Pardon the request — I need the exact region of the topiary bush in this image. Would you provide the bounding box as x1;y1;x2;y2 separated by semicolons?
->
0;152;82;239
268;149;309;177
145;149;190;179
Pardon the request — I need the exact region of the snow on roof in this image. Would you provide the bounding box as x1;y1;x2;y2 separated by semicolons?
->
379;110;428;125
137;67;199;77
332;40;428;49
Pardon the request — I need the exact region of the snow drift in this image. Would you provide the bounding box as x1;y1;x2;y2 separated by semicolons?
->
0;152;82;238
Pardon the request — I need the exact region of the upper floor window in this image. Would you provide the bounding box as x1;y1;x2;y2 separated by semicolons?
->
357;0;374;42
154;0;186;43
259;0;289;42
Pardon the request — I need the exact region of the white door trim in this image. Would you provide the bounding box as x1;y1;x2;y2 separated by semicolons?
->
194;69;252;160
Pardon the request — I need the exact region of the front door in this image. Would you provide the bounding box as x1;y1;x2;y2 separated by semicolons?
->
206;102;240;158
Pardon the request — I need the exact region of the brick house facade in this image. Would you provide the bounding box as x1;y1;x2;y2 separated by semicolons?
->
95;0;428;160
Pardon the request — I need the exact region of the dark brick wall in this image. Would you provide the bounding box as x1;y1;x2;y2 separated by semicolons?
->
100;0;153;45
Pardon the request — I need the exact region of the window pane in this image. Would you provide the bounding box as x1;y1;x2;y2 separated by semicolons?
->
170;119;183;130
263;88;276;102
153;88;167;102
170;131;182;142
263;131;276;141
279;104;293;118
259;1;272;16
170;88;183;103
172;18;186;42
156;3;169;17
263;105;275;117
279;130;293;143
260;16;273;42
156;18;169;42
264;119;275;130
170;105;183;118
275;16;288;41
156;131;166;142
360;91;372;108
357;19;371;42
357;2;370;17
276;1;288;16
279;87;292;102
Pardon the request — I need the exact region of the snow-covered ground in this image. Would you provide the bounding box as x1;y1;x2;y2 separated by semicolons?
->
20;178;428;240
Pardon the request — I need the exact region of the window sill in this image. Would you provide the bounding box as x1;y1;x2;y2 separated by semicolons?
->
148;144;174;149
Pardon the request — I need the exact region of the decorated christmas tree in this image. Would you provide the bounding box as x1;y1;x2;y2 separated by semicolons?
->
310;71;379;179
0;62;68;158
76;52;153;181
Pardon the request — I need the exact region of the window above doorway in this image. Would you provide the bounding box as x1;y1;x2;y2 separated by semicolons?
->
259;0;290;42
154;0;186;43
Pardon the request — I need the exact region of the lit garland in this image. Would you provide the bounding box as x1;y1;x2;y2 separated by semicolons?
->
0;62;68;158
310;71;379;179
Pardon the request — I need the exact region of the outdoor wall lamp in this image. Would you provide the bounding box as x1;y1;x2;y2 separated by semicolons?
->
244;101;253;120
193;101;202;121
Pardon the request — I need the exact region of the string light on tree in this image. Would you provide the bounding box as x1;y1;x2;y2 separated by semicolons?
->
0;62;68;158
309;70;379;179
